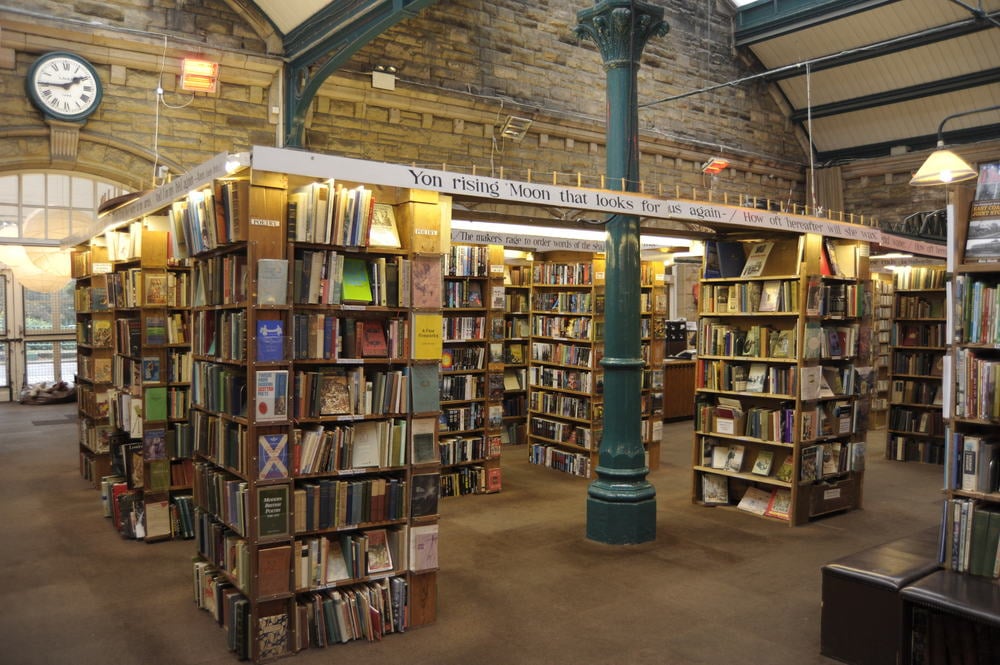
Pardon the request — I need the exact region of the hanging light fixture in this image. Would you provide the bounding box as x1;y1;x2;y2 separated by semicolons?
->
910;105;1000;186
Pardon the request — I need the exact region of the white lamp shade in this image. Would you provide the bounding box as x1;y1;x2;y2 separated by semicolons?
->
910;149;978;186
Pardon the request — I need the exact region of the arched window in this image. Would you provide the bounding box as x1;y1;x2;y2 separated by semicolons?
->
0;171;127;396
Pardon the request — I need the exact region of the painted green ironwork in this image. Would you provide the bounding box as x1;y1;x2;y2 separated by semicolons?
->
576;0;667;545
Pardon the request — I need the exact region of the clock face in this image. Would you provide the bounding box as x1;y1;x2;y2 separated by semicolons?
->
27;52;103;122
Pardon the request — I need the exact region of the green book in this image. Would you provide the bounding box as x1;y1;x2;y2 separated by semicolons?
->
341;257;373;303
146;459;170;492
258;484;290;538
144;386;167;422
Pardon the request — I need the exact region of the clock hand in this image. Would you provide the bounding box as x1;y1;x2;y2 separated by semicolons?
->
37;76;86;89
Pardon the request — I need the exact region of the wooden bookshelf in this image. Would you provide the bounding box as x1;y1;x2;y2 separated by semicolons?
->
692;234;868;525
72;244;114;488
527;252;606;478
501;262;531;446
85;150;440;662
439;243;504;496
869;274;893;430
74;222;196;541
942;183;1000;577
886;265;947;464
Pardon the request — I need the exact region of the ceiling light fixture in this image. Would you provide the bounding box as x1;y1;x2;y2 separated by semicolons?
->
910;104;1000;186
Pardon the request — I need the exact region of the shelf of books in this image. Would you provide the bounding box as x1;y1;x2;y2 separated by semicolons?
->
74;220;196;542
501;262;531;446
942;177;1000;579
439;243;504;496
886;265;947;464
693;234;868;525
641;261;665;468
869;273;893;430
88;149;441;662
73;243;114;487
527;252;606;478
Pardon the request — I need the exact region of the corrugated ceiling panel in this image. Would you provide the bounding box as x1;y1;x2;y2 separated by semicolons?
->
808;86;1000;153
747;0;991;68
776;33;1000;108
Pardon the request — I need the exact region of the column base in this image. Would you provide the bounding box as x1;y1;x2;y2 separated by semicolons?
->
586;494;656;544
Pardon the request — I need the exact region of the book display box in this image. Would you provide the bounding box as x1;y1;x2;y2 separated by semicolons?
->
79;149;440;662
886;265;947;464
73;221;195;542
439;243;504;496
693;234;869;525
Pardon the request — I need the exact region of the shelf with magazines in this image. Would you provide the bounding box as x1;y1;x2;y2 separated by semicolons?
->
500;262;531;447
868;273;893;430
693;234;867;525
88;148;440;662
886;265;947;464
72;243;115;487
526;252;606;478
941;180;1000;580
438;243;504;496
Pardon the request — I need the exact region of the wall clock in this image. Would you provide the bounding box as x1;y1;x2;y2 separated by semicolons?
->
26;51;103;122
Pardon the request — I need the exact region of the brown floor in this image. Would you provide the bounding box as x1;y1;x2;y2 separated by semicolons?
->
0;400;943;665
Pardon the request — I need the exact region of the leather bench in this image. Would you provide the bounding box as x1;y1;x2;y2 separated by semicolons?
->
821;527;941;665
900;569;1000;664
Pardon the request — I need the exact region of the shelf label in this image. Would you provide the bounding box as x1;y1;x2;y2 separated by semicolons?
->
824;488;842;500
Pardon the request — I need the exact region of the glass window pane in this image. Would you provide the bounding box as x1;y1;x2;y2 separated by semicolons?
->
21;207;46;239
22;174;45;206
0;205;18;237
44;209;72;240
25;340;54;385
60;340;77;381
0;175;17;205
47;174;70;206
70;209;96;238
71;177;94;208
24;289;55;333
59;283;76;332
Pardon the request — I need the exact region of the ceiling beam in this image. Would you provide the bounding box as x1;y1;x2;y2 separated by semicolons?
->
788;69;1000;121
734;0;896;46
815;121;1000;163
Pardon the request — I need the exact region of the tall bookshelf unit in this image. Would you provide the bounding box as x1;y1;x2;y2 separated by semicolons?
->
526;253;606;478
886;265;947;464
439;243;504;496
88;149;440;663
943;184;1000;575
640;261;665;468
74;223;196;542
73;244;114;487
869;273;893;430
501;262;531;446
693;234;867;525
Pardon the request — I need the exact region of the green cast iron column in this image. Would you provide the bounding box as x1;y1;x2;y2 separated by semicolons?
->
576;0;667;544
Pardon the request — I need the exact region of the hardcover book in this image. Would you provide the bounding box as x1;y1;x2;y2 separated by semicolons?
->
142;427;167;461
256;370;289;421
256;258;288;305
258;485;290;538
144;273;168;305
701;473;729;505
410;417;439;465
736;486;772;515
740;242;774;278
764;488;792;520
751;450;774;476
368;203;402;248
256;319;285;362
410;473;440;518
409;363;441;413
365;528;394;574
141;356;161;383
258;433;289;479
409;524;439;572
341;257;373;303
411;254;443;309
360;320;389;357
318;371;351;415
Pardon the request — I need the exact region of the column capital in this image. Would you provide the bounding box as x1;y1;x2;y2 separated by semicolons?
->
575;0;669;69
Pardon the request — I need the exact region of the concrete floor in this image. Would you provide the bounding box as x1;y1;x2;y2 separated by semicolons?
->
0;400;942;664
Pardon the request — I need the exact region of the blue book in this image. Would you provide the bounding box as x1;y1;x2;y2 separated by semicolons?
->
256;319;284;362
